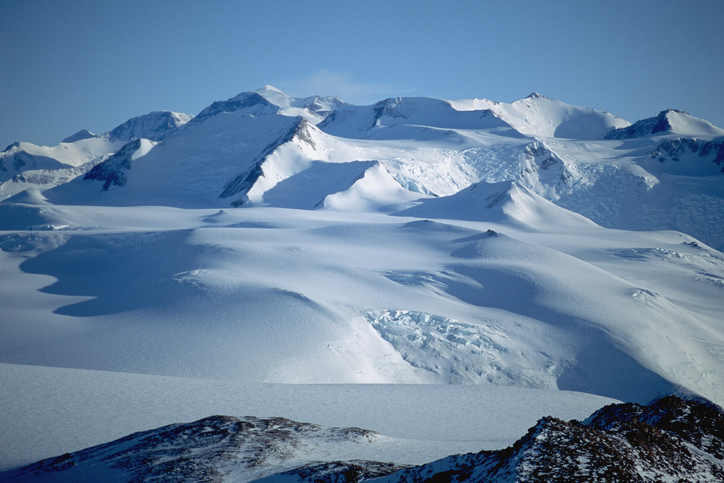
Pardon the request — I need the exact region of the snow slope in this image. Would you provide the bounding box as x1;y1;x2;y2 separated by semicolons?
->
0;110;191;201
1;86;723;474
449;92;631;140
1;202;721;401
20;87;722;250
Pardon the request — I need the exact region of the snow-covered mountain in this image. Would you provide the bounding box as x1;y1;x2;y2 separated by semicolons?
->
104;110;193;142
605;109;724;140
11;86;719;249
0;110;191;201
451;92;632;140
190;85;346;126
1;86;723;476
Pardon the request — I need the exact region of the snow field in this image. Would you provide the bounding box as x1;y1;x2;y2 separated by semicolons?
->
2;86;724;474
0;362;619;471
1;205;722;405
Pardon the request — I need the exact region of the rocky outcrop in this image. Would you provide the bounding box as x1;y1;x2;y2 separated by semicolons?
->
375;395;724;483
3;396;722;483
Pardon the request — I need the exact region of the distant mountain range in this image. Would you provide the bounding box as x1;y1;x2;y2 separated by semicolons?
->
2;86;723;249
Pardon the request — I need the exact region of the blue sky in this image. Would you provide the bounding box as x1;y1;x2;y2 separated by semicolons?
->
1;0;723;148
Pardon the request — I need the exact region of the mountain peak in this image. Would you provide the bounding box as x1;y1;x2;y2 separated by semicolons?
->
61;129;96;144
2;141;21;152
651;109;688;134
255;85;287;96
525;92;549;100
606;108;724;140
253;85;294;108
191;92;279;125
105;111;192;142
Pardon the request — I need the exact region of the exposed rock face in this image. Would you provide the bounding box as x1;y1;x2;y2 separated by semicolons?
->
2;416;400;483
650;137;724;171
605;109;688;139
106;111;192;142
375;395;724;483
83;139;145;190
219;118;316;204
2;396;722;483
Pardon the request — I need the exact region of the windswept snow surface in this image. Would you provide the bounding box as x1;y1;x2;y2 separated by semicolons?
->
1;86;724;473
1;201;723;471
0;362;618;472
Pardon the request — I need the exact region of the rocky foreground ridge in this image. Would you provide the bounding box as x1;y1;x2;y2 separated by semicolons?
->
2;395;722;483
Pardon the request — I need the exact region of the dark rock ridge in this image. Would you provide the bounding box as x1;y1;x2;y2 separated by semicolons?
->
1;416;395;483
260;461;407;483
375;395;724;483
106;111;192;142
190;92;280;126
605;109;690;139
83;139;145;190
651;137;724;171
2;396;723;483
219;118;316;204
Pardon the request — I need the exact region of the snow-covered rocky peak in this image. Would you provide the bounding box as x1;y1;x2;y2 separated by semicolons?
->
6;396;722;482
449;93;629;140
219;117;337;206
82;138;156;191
299;94;347;116
188;87;346;127
318;96;517;139
254;84;290;103
1;415;400;483
254;85;347;123
104;110;193;142
0;136;125;192
190;91;280;125
606;109;724;140
0;143;69;181
372;395;724;483
61;129;96;144
255;85;347;117
491;93;631;140
585;394;724;451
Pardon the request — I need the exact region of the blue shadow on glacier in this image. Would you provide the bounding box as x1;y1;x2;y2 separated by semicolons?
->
19;230;209;317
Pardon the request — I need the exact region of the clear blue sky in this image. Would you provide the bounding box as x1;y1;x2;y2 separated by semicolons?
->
1;0;723;148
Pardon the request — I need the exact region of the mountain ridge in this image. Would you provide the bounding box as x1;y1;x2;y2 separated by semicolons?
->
21;86;722;250
3;395;722;483
2;86;724;477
